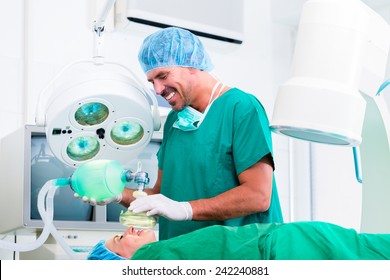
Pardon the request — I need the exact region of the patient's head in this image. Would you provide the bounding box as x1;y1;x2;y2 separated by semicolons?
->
87;226;157;260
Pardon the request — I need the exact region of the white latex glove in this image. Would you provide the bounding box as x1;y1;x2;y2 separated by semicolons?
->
74;193;122;206
128;194;193;221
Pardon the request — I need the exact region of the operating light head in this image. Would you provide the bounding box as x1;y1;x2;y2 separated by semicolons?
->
270;77;366;146
40;67;160;168
270;0;390;146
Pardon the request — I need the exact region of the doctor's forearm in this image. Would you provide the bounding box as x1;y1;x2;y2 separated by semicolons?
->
189;185;271;221
189;159;274;221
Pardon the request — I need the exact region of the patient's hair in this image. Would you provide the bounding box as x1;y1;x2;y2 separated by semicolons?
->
87;240;126;260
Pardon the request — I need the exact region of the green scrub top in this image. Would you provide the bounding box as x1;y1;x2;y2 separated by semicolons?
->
157;88;283;240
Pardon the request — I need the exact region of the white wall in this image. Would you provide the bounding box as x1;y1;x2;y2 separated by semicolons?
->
0;0;24;136
0;0;24;260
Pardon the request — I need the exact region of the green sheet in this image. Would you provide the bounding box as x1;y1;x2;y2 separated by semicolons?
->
131;221;390;260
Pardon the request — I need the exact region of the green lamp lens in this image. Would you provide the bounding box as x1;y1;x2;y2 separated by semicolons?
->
75;102;109;126
110;121;144;145
66;136;100;161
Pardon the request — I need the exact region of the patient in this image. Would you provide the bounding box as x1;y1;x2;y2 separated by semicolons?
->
87;226;157;260
87;223;280;260
87;222;390;260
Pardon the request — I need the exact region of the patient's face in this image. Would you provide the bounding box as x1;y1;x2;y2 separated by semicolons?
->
105;226;157;259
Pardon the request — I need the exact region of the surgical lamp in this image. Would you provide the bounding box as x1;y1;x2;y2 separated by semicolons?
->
0;0;159;258
35;62;160;167
33;0;160;168
270;0;390;233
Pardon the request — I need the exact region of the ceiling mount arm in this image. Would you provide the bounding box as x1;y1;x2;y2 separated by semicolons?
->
92;0;116;63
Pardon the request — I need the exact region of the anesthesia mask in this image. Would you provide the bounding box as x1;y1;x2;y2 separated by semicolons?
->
119;186;157;229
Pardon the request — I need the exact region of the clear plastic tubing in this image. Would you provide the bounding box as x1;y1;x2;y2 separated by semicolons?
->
0;179;80;259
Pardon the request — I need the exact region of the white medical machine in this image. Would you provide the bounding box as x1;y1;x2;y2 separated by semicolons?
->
0;125;162;259
271;0;390;233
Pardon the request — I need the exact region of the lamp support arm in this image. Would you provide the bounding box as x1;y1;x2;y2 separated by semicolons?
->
93;0;116;61
360;94;390;233
94;0;116;31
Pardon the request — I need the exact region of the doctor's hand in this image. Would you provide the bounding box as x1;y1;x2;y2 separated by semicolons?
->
128;194;193;221
74;193;122;206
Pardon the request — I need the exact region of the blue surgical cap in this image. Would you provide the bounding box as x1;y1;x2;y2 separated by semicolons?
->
87;240;127;260
138;27;214;73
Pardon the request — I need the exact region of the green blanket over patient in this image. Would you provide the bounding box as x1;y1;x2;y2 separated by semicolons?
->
131;221;390;260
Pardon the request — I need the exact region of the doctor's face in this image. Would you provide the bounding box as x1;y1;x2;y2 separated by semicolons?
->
105;226;157;259
146;66;194;111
